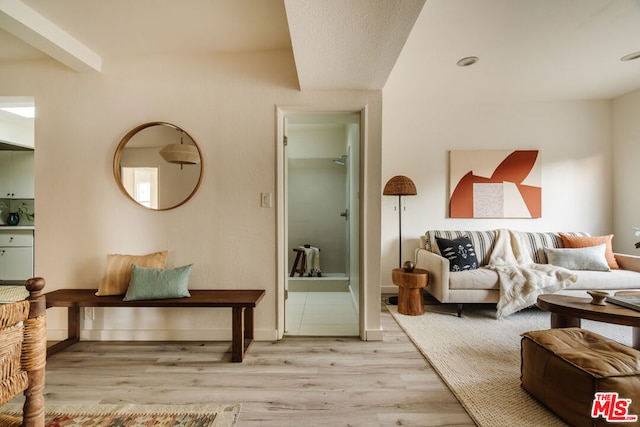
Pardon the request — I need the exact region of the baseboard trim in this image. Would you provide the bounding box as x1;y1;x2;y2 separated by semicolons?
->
381;285;398;294
365;328;383;341
47;328;278;342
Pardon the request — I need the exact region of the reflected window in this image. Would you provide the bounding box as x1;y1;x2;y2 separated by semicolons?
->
121;167;158;209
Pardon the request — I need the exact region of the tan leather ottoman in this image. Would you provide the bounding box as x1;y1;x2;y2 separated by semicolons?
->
521;328;640;426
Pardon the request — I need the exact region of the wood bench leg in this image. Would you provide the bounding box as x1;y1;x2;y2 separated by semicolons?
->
290;249;307;277
290;251;302;277
232;307;245;362
69;306;80;340
47;306;81;357
231;306;256;362
245;306;254;342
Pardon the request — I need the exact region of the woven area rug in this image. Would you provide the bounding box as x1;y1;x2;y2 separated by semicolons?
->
0;403;240;427
387;302;632;427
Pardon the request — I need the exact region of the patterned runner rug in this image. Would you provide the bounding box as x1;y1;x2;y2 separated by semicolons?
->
387;302;632;427
0;403;240;427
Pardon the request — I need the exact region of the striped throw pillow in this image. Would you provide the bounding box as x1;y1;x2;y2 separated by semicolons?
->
515;231;590;264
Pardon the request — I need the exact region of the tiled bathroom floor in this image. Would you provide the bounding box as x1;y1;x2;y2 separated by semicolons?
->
286;291;359;336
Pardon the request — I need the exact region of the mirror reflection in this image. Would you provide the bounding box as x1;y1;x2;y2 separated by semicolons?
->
113;122;203;210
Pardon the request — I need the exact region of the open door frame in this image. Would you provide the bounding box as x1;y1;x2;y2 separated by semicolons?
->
276;106;367;340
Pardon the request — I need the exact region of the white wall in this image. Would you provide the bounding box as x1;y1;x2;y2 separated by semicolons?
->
613;88;640;254
380;99;613;291
0;51;383;341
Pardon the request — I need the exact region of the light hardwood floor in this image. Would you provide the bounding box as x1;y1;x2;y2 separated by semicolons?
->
9;303;475;426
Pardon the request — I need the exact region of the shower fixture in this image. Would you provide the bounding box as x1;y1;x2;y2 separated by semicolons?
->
332;155;347;166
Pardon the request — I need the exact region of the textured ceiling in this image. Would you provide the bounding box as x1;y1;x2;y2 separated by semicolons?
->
284;0;425;90
392;0;640;101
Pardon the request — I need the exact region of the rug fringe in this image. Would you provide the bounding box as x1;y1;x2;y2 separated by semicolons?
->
0;402;241;427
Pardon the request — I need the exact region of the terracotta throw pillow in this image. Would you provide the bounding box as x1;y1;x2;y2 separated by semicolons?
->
559;234;619;269
95;250;169;296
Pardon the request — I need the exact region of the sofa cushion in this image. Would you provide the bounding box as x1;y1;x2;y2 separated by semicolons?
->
559;233;620;270
564;269;640;290
436;236;479;272
448;268;640;292
424;230;591;266
545;244;611;271
446;269;640;292
425;230;496;266
512;231;563;264
449;267;500;290
512;231;590;264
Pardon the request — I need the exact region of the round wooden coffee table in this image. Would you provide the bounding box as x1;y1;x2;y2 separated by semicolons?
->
537;294;640;349
392;268;428;315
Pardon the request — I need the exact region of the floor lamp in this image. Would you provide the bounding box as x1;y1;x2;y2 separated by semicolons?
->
383;175;418;268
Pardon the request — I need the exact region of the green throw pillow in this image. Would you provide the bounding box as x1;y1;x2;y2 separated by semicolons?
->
123;264;193;301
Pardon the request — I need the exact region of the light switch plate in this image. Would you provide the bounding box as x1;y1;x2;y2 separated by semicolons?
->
261;192;272;208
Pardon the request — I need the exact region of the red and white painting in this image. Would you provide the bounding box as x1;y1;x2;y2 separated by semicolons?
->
449;150;541;218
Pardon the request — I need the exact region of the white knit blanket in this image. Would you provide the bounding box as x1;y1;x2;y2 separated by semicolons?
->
488;229;577;318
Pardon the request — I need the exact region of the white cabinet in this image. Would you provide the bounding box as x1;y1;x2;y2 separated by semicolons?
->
0;151;35;199
0;153;11;197
0;230;33;282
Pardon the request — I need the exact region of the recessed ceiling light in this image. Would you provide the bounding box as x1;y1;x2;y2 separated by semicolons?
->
620;51;640;62
457;56;479;67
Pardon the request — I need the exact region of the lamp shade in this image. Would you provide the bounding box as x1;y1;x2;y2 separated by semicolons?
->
159;144;200;165
383;175;417;196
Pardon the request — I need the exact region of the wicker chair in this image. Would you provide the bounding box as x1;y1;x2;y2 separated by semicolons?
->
0;278;46;427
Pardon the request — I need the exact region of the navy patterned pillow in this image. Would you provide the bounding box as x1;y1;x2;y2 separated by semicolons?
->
436;236;479;272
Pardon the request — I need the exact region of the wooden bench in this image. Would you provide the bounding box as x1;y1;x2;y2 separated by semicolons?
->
45;289;265;362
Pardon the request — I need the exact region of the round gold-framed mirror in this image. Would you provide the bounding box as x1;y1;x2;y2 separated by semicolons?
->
113;122;203;210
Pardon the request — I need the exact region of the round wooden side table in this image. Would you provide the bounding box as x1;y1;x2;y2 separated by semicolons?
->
392;268;429;315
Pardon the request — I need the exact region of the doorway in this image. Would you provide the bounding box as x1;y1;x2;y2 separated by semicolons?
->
278;110;361;337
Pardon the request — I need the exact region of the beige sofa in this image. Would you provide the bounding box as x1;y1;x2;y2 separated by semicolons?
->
415;229;640;316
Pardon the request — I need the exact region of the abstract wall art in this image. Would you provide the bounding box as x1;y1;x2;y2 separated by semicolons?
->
449;150;541;218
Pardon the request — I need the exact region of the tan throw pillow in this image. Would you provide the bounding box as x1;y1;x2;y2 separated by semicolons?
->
559;234;619;269
95;251;168;296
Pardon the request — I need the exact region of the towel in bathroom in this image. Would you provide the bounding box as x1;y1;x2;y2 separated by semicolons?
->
300;246;322;276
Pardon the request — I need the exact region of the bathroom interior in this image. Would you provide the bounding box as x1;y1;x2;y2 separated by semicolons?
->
285;113;360;336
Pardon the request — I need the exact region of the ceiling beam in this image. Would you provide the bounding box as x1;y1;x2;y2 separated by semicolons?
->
0;0;101;72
